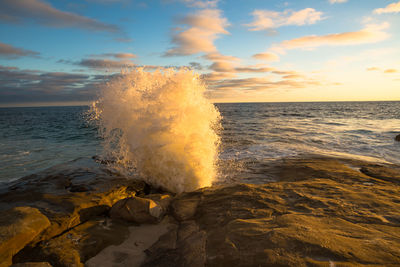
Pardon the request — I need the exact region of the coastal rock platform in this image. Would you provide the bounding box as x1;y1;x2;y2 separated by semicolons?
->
2;156;400;266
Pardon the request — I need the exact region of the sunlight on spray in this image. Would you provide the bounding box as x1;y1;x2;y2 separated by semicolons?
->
91;68;221;193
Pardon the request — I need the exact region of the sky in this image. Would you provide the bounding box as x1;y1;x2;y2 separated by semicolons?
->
0;0;399;106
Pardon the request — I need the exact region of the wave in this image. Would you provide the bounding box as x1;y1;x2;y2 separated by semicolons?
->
90;68;221;193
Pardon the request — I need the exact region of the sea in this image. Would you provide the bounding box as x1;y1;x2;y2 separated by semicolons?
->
1;101;400;183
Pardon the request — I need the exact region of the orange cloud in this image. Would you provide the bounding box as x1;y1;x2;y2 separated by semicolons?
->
384;69;398;73
367;67;380;71
203;52;239;62
105;53;136;59
209;61;236;72
165;9;229;56
90;53;137;59
235;66;274;73
271;22;389;53
374;1;400;14
209;76;320;91
252;52;280;62
246;8;323;31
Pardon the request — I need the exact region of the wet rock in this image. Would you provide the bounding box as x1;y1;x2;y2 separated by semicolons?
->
0;207;50;267
146;194;173;212
145;224;178;256
68;184;91;192
143;221;206;267
395;134;400;142
360;164;400;184
0;158;147;244
13;218;130;267
170;192;201;221
11;263;52;267
110;196;164;224
85;217;176;267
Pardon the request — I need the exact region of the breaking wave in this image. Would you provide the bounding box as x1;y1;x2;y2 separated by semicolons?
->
91;68;221;193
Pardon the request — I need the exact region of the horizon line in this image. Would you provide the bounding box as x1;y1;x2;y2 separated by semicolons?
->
1;99;400;108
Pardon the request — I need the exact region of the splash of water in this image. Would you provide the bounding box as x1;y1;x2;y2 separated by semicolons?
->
91;68;221;193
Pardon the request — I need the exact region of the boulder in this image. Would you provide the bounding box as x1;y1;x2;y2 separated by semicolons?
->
396;134;400;142
146;194;173;212
13;218;130;267
0;157;147;243
110;196;164;224
0;207;50;267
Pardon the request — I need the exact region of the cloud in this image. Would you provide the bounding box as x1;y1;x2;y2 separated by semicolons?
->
0;42;40;59
189;62;203;70
329;0;347;4
209;76;320;91
77;58;136;69
374;1;400;14
201;55;320;94
271;22;390;53
92;53;137;59
202;51;269;81
0;65;19;71
252;52;280;62
202;72;237;81
0;0;121;33
0;66;108;104
59;53;137;70
235;65;274;73
366;67;398;74
209;61;236;72
203;52;240;62
165;9;229;56
245;8;323;31
384;69;397;73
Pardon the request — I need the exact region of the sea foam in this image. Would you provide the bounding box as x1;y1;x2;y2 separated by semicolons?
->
91;68;221;193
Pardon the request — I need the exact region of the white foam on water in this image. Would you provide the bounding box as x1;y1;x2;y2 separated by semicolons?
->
91;68;221;193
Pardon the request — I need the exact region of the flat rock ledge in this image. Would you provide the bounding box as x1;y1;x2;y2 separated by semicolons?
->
2;156;400;266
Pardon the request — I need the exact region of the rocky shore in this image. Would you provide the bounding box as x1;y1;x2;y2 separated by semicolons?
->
1;156;400;266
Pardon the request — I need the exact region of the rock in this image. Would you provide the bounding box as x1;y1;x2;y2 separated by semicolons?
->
0;207;50;267
85;217;176;267
11;263;52;267
360;164;400;184
0;157;147;244
13;217;130;267
396;134;400;141
146;194;173;212
4;156;400;266
170;192;201;221
145;158;400;266
143;221;206;267
110;196;164;223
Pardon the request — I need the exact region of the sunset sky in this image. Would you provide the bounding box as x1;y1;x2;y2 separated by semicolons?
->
0;0;399;106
